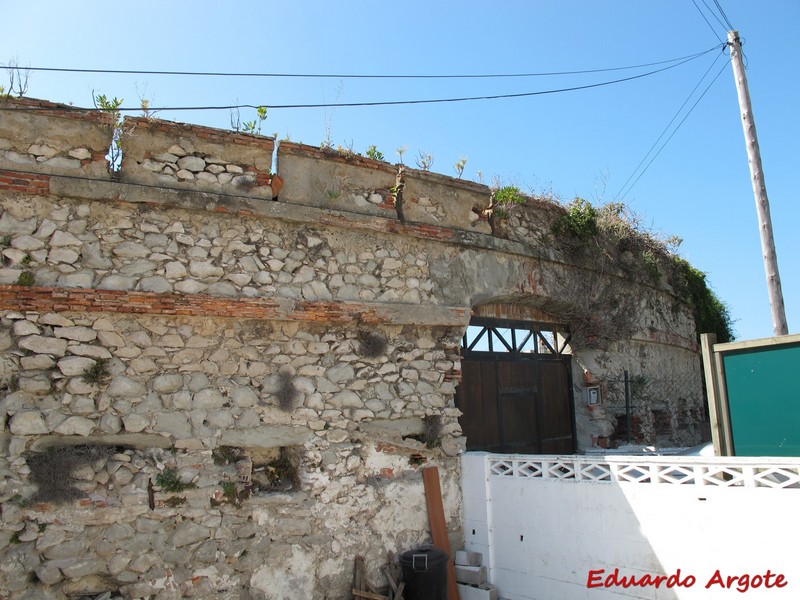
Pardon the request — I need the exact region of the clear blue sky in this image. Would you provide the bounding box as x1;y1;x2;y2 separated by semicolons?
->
2;1;797;342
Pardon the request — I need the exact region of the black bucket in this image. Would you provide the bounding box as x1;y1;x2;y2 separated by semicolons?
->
399;547;448;600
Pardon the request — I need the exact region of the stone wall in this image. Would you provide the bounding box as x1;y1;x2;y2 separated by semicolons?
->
0;96;704;599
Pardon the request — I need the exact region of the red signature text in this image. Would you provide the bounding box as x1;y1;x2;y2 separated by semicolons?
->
587;568;788;593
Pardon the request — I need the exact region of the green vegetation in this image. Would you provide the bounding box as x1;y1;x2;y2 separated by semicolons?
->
164;496;188;508
555;197;598;240
93;93;124;172
493;185;526;206
212;446;244;465
16;270;34;286
242;106;268;135
222;481;238;500
365;145;385;161
673;258;734;343
155;468;196;493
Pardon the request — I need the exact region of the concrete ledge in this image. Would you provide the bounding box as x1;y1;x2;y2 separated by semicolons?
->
30;433;172;452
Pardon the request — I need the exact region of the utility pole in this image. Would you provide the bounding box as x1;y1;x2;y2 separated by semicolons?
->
727;30;788;336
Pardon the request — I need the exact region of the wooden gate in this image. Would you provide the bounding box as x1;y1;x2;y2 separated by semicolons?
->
455;318;576;454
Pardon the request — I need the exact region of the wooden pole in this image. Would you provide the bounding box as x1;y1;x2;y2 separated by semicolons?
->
727;30;789;336
422;467;460;600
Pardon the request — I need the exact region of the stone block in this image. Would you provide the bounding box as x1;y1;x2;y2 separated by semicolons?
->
455;549;483;566
0;96;111;179
277;142;396;217
457;583;498;600
455;565;487;586
402;166;492;234
120;116;274;199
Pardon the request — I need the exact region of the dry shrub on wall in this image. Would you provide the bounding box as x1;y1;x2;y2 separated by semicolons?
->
357;330;388;358
547;199;695;349
25;445;114;504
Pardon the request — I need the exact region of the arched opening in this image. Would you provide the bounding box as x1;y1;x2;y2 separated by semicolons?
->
455;311;576;454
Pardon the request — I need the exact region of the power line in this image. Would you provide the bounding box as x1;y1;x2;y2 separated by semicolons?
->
0;47;723;114
690;0;725;43
700;0;729;32
615;50;726;200
0;46;721;80
713;0;735;30
615;59;729;203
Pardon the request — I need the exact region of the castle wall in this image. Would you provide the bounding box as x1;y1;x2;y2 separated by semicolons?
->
0;97;703;599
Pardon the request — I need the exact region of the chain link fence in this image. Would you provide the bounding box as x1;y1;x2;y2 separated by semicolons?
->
601;369;710;449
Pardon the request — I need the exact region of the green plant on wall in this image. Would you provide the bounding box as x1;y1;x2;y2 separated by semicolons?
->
555;197;598;240
365;145;384;161
164;496;188;508
16;270;34;286
155;468;196;493
673;257;734;343
93;92;124;173
242;106;268;135
493;186;526;206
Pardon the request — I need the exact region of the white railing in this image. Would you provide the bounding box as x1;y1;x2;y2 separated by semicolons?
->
487;454;800;488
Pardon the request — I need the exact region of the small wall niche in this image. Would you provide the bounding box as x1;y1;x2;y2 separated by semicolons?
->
213;445;301;495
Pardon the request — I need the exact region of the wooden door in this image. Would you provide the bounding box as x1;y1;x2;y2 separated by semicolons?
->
456;357;574;454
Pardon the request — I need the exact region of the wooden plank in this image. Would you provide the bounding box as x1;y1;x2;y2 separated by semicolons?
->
422;466;460;600
352;589;388;600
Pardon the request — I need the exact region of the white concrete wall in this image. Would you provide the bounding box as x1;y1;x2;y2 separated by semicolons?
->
462;453;800;599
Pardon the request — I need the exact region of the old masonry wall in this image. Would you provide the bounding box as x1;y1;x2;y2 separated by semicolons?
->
0;97;703;599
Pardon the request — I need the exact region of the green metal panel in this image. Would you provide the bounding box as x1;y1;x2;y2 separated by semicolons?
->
722;341;800;456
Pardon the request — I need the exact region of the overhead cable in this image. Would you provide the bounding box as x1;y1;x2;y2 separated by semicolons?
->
700;0;729;33
615;58;729;202
0;45;721;80
712;0;735;30
614;51;726;200
0;47;724;114
690;0;725;43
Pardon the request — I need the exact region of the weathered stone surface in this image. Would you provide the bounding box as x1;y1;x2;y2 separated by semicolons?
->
139;276;172;293
57;326;100;344
113;242;150;258
9;410;49;435
176;155;206;173
153;412;192;438
98;274;138;290
151;373;184;393
0;213;36;234
193;389;224;409
53;416;95;436
169;521;210;547
220;426;314;448
122;413;150;433
56;356;95;377
18;335;69;356
330;391;363;409
106;376;146;398
49;230;82;246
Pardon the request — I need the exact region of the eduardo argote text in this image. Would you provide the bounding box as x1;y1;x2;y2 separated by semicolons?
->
587;568;788;593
